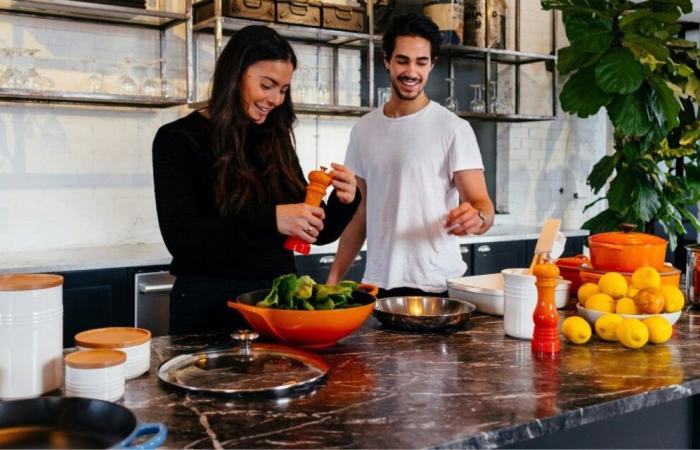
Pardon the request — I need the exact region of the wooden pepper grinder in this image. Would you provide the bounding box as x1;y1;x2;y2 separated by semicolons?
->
532;261;560;355
283;168;333;256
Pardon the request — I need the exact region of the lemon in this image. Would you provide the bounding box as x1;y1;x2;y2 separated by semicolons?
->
660;285;685;313
631;266;662;290
598;272;628;299
615;297;639;315
595;313;624;341
585;293;615;313
643;316;673;344
561;316;592;344
577;283;600;306
616;318;649;349
627;286;639;299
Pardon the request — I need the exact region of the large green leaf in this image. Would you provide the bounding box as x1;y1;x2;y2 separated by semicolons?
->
680;120;700;146
648;74;681;130
619;10;681;31
623;33;669;61
635;0;692;15
557;46;602;75
595;48;646;94
560;66;615;117
563;14;614;53
685;164;700;200
587;154;617;192
608;90;653;136
680;207;700;233
634;179;662;222
607;171;637;212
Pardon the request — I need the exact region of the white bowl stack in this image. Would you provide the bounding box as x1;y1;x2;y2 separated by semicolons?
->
64;349;126;402
75;327;151;379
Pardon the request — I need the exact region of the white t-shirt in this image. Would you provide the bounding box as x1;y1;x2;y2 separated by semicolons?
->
345;100;484;292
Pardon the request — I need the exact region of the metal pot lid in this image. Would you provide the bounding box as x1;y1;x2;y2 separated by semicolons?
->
157;330;329;396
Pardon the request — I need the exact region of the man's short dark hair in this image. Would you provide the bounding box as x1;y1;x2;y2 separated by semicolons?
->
382;13;441;62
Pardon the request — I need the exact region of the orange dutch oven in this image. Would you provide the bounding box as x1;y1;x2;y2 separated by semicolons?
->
588;227;667;272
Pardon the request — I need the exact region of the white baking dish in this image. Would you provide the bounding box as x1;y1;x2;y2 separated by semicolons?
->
447;273;571;315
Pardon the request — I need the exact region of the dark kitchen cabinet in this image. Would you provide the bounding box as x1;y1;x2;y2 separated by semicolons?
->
469;241;528;275
56;268;130;347
295;251;367;283
459;244;473;276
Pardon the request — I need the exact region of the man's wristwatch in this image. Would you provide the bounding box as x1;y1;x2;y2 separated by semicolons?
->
476;210;487;228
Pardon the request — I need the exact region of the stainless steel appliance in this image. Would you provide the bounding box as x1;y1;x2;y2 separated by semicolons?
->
134;271;175;337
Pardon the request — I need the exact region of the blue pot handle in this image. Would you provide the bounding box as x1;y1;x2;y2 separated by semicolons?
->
119;422;167;449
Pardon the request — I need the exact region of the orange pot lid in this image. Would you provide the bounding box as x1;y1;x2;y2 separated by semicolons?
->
589;231;667;246
75;327;151;349
65;349;126;369
555;255;589;268
0;274;63;291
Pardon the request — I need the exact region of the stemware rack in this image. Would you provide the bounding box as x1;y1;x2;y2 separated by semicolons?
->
0;0;557;121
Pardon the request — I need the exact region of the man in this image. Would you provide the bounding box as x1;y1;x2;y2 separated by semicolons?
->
327;13;495;297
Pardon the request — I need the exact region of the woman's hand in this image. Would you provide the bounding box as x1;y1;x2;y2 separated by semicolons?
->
276;204;325;243
328;162;357;204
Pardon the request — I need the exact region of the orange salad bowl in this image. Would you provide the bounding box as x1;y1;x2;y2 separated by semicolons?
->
227;284;377;349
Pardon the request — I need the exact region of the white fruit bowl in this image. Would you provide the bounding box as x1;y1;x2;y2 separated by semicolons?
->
576;303;681;326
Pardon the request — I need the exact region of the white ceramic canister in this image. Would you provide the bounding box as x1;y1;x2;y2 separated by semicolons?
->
502;268;539;340
75;327;151;379
0;274;64;399
65;349;126;402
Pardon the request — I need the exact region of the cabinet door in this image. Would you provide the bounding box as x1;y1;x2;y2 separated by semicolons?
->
58;268;129;347
295;252;366;283
459;244;473;276
562;236;586;257
471;241;527;275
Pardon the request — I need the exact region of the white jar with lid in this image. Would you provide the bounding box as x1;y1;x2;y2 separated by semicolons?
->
75;327;151;379
0;274;64;399
502;268;538;340
65;349;126;402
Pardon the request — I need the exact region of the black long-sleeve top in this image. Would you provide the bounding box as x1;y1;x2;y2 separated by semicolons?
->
152;111;360;280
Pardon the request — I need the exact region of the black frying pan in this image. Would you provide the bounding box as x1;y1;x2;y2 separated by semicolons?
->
0;397;166;449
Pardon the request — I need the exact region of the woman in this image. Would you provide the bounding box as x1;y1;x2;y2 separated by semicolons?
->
152;26;360;334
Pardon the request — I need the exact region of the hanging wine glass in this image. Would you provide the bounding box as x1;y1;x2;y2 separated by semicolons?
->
444;77;459;112
83;58;103;93
142;60;160;96
0;48;22;89
469;84;485;113
317;66;331;105
20;48;43;91
117;57;137;95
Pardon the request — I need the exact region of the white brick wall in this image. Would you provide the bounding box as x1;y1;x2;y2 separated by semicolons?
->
0;4;607;254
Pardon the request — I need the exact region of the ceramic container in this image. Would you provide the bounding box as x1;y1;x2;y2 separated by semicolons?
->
64;349;126;402
502;268;538;340
0;274;63;399
588;229;667;272
75;327;151;379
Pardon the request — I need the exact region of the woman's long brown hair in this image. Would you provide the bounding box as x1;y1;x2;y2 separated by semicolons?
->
208;25;305;214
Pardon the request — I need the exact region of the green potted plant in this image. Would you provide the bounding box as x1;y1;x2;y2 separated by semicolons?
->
541;0;700;250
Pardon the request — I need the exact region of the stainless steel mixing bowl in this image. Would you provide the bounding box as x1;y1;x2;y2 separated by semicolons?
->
373;296;476;332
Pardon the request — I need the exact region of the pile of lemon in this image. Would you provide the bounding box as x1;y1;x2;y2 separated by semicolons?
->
561;266;685;349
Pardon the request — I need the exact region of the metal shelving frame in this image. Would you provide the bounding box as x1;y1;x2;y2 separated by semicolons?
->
444;0;558;121
188;0;379;115
0;0;189;108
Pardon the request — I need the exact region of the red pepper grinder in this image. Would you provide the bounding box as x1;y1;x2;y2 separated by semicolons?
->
532;261;560;355
283;168;333;256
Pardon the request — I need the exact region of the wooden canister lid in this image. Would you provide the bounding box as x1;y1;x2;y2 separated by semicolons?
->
65;349;126;369
0;274;63;292
75;327;151;349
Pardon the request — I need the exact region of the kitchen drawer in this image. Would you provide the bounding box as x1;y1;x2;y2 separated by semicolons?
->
194;0;275;23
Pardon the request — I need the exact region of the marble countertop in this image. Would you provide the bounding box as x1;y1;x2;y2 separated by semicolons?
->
122;307;700;449
0;226;588;274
